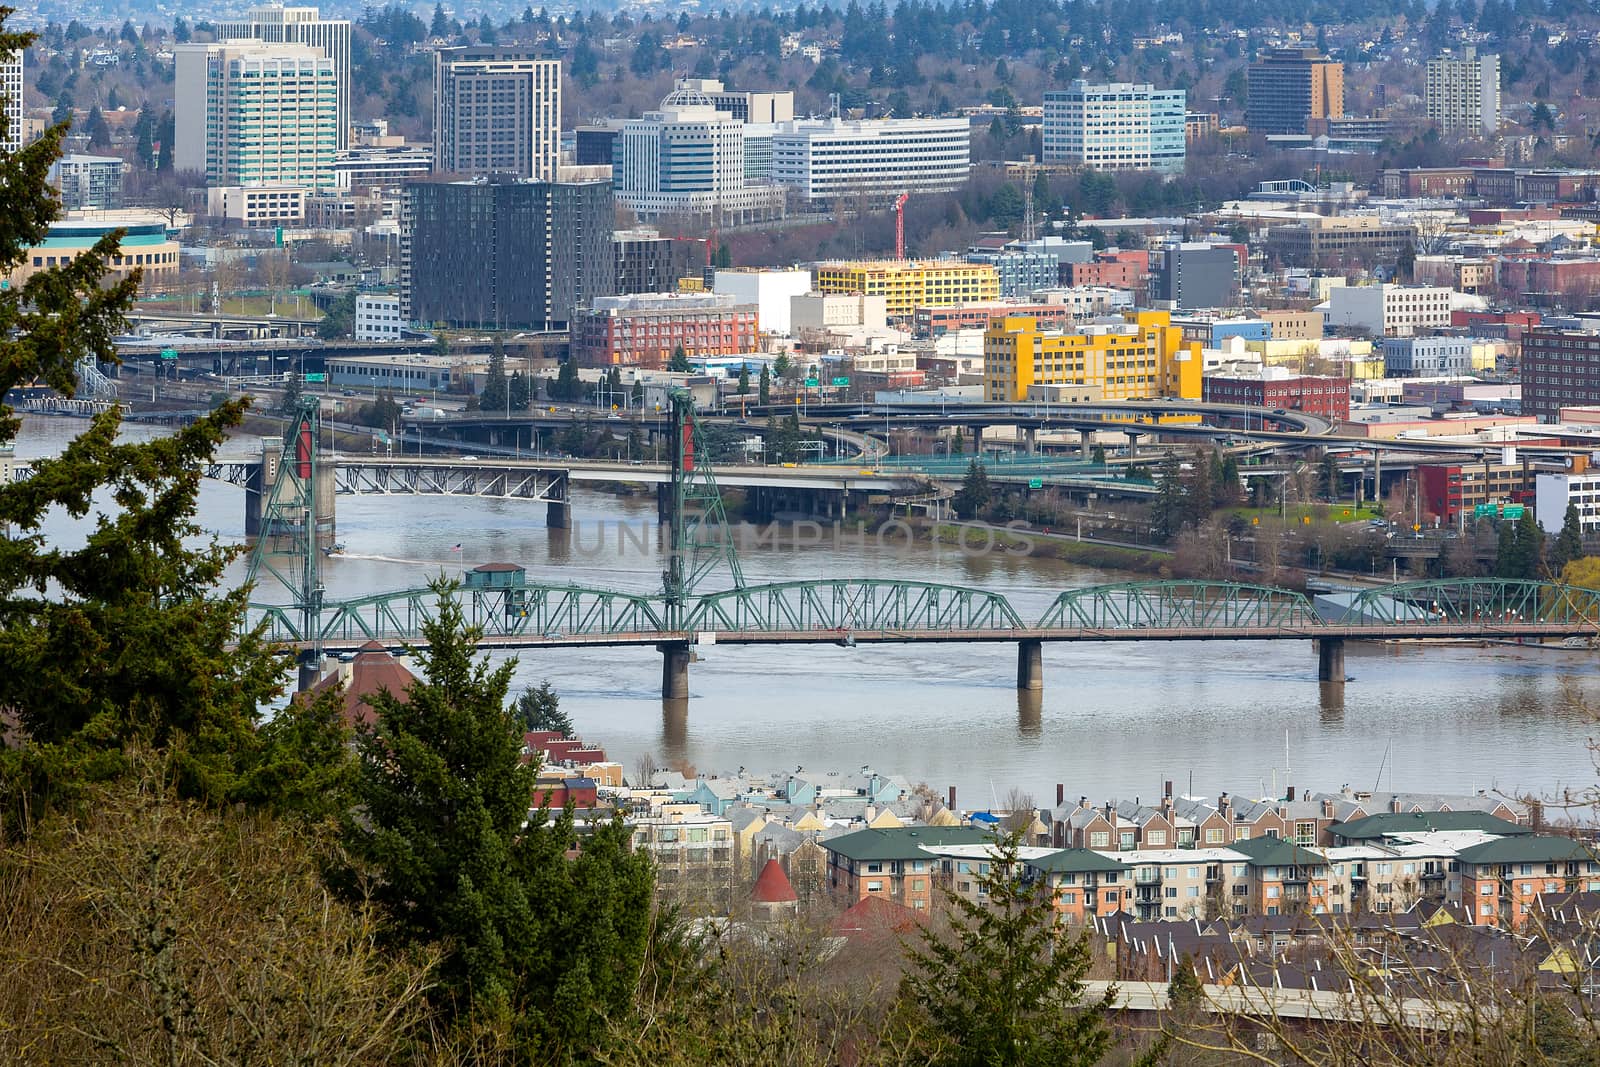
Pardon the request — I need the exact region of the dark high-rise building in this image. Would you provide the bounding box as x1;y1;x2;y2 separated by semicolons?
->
614;229;700;295
1146;244;1241;309
401;177;614;331
1523;327;1600;421
575;123;622;166
1246;48;1344;135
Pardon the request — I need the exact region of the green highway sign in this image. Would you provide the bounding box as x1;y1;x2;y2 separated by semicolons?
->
1502;504;1525;519
831;376;850;387
160;347;178;360
803;378;819;387
304;373;326;383
1028;477;1044;489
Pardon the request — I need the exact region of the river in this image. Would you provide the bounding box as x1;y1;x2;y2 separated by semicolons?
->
18;415;1600;811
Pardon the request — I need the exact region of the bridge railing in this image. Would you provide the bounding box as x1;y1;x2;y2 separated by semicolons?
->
1346;579;1600;628
685;579;1025;633
1037;581;1324;631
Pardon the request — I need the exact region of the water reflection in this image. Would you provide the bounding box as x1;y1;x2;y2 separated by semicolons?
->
1016;689;1043;739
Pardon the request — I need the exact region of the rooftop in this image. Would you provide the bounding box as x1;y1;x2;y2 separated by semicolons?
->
821;825;994;862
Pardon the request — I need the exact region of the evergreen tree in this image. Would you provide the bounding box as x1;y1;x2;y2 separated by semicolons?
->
83;104;109;147
1154;451;1184;541
481;343;509;413
668;344;691;373
1091;444;1107;465
156;109;174;171
279;371;305;415
1554;502;1585;573
512;681;573;736
630;377;645;409
758;364;770;405
1517;507;1545;579
334;582;653;1051
430;1;450;37
1495;518;1520;579
316;289;356;340
904;831;1114;1066
133;107;154;170
509;370;530;411
738;362;750;396
555;357;580;401
952;458;993;520
0;11;280;834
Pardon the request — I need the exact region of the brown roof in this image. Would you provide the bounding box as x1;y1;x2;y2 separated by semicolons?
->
299;645;418;729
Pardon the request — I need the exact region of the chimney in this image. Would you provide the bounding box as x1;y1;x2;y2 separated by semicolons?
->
1080;795;1088;808
948;785;956;811
1532;800;1545;832
1286;785;1296;802
1322;799;1335;819
1390;797;1403;814
1164;779;1174;798
1057;783;1065;806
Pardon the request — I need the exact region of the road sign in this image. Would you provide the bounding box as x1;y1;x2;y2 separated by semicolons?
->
831;376;850;387
804;378;820;387
160;347;178;361
1474;503;1497;517
1503;504;1525;519
304;373;326;383
1027;477;1043;489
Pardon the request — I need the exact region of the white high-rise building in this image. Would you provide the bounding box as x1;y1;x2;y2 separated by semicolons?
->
1042;80;1187;173
0;47;21;154
174;41;338;188
617;83;784;224
1426;47;1500;138
215;5;351;150
768;116;970;206
433;46;561;180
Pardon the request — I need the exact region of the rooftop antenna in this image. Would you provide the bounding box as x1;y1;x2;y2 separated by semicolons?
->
828;92;840;119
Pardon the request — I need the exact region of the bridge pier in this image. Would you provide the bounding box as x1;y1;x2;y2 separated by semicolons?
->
1017;638;1044;690
1316;638;1346;683
296;649;321;693
657;483;672;524
1080;429;1094;459
659;641;691;699
1023;426;1037;455
546;500;569;528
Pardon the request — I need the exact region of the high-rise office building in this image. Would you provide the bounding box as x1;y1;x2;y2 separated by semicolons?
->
617;83;784;224
174;41;338;188
433;46;561;180
1426;47;1500;138
769;116;970;206
1246;48;1344;135
214;5;351;149
401;177;614;331
1146;243;1241;308
0;47;21;154
1042;80;1186;173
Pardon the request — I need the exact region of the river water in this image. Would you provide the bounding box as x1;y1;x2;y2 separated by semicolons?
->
18;416;1600;810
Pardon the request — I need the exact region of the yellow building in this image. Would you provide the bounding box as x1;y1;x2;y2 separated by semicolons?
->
982;311;1202;403
812;260;999;319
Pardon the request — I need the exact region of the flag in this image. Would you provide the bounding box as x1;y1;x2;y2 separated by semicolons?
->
450;543;462;551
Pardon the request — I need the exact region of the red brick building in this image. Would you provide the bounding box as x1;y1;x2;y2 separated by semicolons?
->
913;302;1076;336
571;292;758;368
1202;374;1350;419
1064;250;1148;291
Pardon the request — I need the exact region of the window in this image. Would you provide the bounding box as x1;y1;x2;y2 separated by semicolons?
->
866;880;883;893
1089;831;1110;848
1146;830;1167;846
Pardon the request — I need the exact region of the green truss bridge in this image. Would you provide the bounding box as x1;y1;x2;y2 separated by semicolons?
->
247;399;1600;698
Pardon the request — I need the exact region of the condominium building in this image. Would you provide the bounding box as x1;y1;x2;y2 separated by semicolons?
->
1426;46;1500;138
1524;326;1600;420
982;310;1202;403
49;154;123;210
1246;48;1344;135
614;228;701;296
571;292;759;368
1042;80;1186;174
769;116;971;206
812;260;999;319
215;5;351;149
616;83;784;225
401;177;615;331
1325;284;1453;337
962;249;1059;298
433;46;560;180
174;41;338;188
355;294;403;341
1;47;22;154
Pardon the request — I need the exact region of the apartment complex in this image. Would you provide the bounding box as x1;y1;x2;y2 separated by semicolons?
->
614;228;701;296
617;83;784;224
215;4;351;150
1426;46;1500;138
770;116;971;205
433;47;561;180
355;294;403;340
823;826;996;911
401;177;614;331
1514;327;1600;420
982;310;1202;403
812;260;999;318
1042;80;1186;174
1263;215;1417;268
571;292;758;368
1326;284;1453;337
1246;48;1344;135
49;154;123;211
0;48;19;154
174;41;338;188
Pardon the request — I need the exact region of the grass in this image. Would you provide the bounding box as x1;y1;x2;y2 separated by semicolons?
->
1227;502;1384;526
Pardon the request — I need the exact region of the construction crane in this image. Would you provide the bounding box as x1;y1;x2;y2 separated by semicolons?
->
894;192;909;260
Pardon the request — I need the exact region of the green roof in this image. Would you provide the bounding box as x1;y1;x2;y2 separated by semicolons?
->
1455;836;1598;866
1331;811;1532;842
822;826;995;862
1230;836;1327;868
1026;849;1129;875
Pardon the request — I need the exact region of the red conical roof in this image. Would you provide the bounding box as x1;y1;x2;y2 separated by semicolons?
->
751;858;798;904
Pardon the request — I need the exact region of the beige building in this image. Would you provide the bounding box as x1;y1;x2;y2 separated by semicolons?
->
6;211;180;293
1326;284;1454;338
1265;215;1417;268
791;291;889;332
1260;309;1324;341
630;810;736;915
1426;47;1500;138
